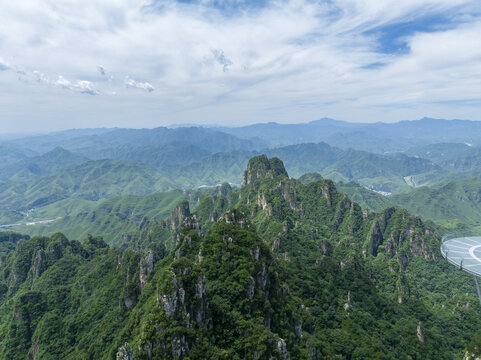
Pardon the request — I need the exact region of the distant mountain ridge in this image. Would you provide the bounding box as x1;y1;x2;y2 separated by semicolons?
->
217;117;481;152
3;126;266;155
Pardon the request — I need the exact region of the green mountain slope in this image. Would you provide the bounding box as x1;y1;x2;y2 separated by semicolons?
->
0;145;37;167
0;138;447;226
335;181;393;212
15;190;196;247
0;159;177;210
405;142;471;163
0;155;479;358
0;147;89;181
165;143;440;193
84;143;211;168
391;178;481;229
322;150;439;193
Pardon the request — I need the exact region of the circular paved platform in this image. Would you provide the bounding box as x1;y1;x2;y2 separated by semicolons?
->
441;236;481;277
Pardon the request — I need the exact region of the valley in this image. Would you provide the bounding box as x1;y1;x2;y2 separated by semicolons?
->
2;119;481;359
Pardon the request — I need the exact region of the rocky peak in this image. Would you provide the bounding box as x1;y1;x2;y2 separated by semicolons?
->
219;209;250;228
170;200;191;230
242;155;288;186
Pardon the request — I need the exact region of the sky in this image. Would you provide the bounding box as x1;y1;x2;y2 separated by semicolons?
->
0;0;480;133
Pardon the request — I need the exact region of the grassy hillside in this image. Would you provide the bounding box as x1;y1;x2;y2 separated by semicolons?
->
391;178;481;230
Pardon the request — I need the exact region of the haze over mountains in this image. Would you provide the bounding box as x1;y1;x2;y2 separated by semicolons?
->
3;118;481;231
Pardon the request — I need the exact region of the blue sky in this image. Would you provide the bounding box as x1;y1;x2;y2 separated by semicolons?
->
0;0;480;133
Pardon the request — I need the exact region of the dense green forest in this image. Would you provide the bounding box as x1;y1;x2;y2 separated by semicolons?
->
0;155;480;359
3;121;481;358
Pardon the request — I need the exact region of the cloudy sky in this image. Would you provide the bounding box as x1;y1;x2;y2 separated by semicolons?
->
0;0;480;133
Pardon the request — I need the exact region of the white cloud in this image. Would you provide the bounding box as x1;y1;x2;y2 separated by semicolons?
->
124;76;155;92
55;75;99;95
0;56;10;71
75;80;100;95
0;0;480;133
56;75;72;88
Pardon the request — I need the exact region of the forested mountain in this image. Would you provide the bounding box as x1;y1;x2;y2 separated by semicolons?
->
0;147;89;181
0;139;444;228
405;143;472;163
0;156;478;359
0;145;37;166
338;177;481;232
14;190;197;246
0;159;176;211
2;123;481;358
165;142;440;192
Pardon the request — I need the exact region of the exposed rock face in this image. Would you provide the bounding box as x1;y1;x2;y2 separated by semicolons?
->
366;206;438;262
219;210;250;228
369;207;396;256
417;322;425;343
172;336;189;359
143;210;306;359
369;221;384;257
320;181;337;206
159;272;179;317
116;342;134;360
242;155;288;186
170;201;191;230
32;250;46;278
464;352;481;360
218;182;232;196
320;241;332;256
139;250;154;290
276;338;290;360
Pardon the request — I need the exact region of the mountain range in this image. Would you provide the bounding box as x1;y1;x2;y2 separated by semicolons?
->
0;156;479;359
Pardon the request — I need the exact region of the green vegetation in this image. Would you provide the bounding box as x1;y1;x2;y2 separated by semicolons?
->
14;190;198;247
3;121;481;359
335;181;392;212
339;178;481;232
0;147;89;181
0;155;478;358
0;159;177;210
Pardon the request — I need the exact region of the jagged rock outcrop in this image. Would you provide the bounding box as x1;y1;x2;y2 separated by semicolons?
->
242;155;289;186
117;342;134;360
417;322;425;343
139;210;309;359
139;250;154;290
170;200;191;230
